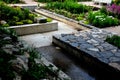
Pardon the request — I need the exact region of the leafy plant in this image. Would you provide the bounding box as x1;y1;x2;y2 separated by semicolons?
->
0;0;21;3
46;0;91;14
47;18;52;22
106;35;120;48
0;2;36;26
87;11;119;28
22;58;49;80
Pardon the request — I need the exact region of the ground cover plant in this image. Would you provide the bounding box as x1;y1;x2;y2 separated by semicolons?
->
42;0;120;28
106;35;120;48
0;2;36;26
46;0;91;14
0;2;52;27
45;0;91;21
87;11;119;28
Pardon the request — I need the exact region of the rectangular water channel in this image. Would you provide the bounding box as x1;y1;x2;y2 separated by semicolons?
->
37;45;95;80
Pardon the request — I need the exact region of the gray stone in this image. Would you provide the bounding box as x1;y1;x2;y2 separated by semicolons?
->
97;46;104;52
60;37;68;41
12;48;19;54
4;44;14;49
92;34;99;38
70;42;79;47
0;20;7;24
115;53;120;57
10;57;28;73
3;48;12;54
77;38;86;44
99;51;114;58
85;51;101;58
109;63;120;71
87;48;99;52
3;37;11;40
98;57;109;63
109;57;120;62
111;49;117;53
34;17;47;23
17;55;29;64
80;44;94;48
87;39;98;44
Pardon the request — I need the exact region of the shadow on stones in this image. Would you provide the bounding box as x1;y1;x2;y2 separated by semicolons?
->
52;44;120;80
53;57;71;72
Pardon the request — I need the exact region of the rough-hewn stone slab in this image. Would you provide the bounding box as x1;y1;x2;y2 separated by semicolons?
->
53;28;120;78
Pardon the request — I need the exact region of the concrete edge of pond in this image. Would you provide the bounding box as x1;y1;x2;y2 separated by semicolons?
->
52;29;120;79
9;21;58;36
35;57;71;80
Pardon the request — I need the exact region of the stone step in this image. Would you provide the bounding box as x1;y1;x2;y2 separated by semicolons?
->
52;28;120;79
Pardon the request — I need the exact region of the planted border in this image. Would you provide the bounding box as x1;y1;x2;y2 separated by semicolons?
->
0;27;70;80
43;1;120;28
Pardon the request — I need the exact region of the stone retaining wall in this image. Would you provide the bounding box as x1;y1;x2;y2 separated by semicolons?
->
9;21;58;36
53;28;120;79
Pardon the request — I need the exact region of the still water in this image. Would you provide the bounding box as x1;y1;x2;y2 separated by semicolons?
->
37;45;96;80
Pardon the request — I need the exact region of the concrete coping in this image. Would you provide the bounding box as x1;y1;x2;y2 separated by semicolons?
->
9;21;58;36
35;57;71;80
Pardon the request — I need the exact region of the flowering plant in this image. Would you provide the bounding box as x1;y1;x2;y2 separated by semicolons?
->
106;4;120;18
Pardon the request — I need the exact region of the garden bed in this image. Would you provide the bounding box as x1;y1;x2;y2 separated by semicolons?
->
38;1;120;29
0;27;70;80
9;21;58;36
35;9;88;30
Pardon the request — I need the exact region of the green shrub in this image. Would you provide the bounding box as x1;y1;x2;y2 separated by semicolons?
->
16;22;24;25
106;35;120;48
76;13;85;21
0;0;21;3
87;11;119;28
28;13;36;21
22;20;33;24
0;2;35;26
1;23;9;27
13;16;19;21
27;20;33;24
46;1;91;14
47;18;52;22
22;62;49;80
